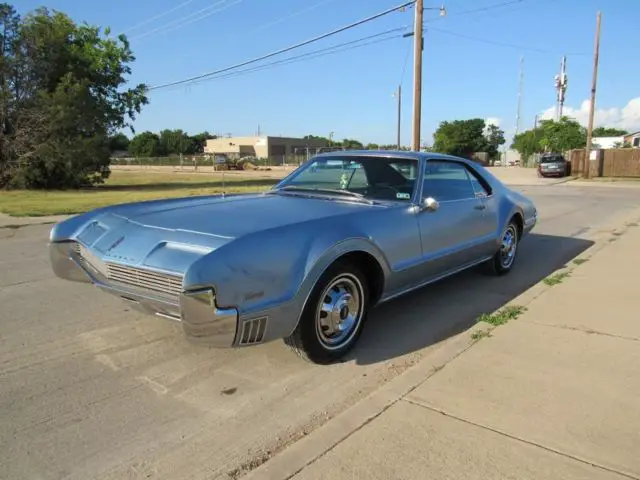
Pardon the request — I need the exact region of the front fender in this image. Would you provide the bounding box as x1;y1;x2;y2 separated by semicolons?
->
49;208;112;243
182;219;392;341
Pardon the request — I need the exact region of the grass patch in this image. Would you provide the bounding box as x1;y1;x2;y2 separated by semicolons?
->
476;305;526;327
0;171;280;217
471;330;491;341
572;258;589;265
543;271;570;286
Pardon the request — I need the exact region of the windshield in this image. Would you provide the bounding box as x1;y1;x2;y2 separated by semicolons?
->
540;155;564;163
274;155;419;202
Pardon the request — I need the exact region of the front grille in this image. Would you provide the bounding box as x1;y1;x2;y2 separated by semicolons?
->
106;263;184;299
72;241;183;299
238;317;268;345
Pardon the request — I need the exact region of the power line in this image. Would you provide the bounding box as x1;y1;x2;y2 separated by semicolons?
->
176;28;408;90
148;0;417;91
252;0;340;34
441;0;525;18
398;40;412;86
426;26;589;56
121;0;197;34
131;0;242;41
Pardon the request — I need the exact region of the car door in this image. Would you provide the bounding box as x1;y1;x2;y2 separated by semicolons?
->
416;160;490;279
464;163;500;256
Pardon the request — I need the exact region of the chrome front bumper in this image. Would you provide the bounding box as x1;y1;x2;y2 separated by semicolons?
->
49;241;239;347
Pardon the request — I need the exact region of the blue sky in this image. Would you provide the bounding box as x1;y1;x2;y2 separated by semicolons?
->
17;0;640;146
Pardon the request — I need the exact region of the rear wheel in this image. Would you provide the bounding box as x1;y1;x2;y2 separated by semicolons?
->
284;261;369;364
484;219;519;276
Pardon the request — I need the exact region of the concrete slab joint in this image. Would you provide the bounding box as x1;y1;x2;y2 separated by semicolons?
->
242;205;640;480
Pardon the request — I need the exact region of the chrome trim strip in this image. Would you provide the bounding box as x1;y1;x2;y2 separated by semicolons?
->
378;255;493;304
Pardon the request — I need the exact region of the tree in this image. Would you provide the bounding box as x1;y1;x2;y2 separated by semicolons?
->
129;131;162;157
341;138;363;149
484;124;506;161
190;131;216;153
537;117;586;152
159;129;195;155
511;129;542;159
0;4;147;189
432;118;487;158
511;116;587;160
108;133;130;152
592;127;628;137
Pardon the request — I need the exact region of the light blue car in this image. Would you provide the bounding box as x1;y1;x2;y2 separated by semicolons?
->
49;150;537;364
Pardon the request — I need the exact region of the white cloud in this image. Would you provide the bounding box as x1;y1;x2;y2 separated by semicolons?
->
540;96;640;132
485;117;501;127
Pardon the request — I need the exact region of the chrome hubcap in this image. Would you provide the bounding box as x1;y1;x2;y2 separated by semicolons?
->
500;225;517;268
315;275;363;350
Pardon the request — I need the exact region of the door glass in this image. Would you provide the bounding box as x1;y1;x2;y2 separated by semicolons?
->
466;170;490;198
422;161;476;202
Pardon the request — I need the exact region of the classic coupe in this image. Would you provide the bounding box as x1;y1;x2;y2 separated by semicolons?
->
49;151;537;364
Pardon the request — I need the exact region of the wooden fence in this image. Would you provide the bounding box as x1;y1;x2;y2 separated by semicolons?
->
568;148;640;178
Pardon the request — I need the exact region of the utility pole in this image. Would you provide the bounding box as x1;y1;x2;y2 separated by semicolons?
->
584;11;601;180
554;55;568;120
411;0;424;151
515;56;524;137
410;3;445;152
396;84;402;149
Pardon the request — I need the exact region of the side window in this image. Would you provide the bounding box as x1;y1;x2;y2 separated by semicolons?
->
422;161;476;202
466;169;490;198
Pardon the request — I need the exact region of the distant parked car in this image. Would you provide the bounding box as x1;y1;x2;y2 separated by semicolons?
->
537;153;571;177
49;151;537;364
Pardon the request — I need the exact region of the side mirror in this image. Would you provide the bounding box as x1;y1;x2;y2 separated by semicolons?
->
421;196;440;212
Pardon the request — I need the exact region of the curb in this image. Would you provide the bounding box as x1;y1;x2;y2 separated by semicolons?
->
0;213;71;228
239;321;489;480
238;206;640;480
547;176;577;186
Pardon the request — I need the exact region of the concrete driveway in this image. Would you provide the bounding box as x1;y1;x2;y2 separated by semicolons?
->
1;182;639;479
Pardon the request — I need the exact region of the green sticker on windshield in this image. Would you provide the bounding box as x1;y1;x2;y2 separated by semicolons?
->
396;192;410;200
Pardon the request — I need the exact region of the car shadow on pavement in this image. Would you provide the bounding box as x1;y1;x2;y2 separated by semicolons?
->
349;233;594;366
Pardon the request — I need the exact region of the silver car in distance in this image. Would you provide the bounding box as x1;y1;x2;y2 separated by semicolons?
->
49;151;537;364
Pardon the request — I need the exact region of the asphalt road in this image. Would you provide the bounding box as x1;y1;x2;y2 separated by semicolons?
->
1;182;639;480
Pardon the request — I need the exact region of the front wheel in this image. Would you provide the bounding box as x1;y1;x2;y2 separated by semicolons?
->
483;220;519;276
284;261;369;364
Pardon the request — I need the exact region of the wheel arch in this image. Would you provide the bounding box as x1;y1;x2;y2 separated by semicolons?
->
510;210;524;239
291;245;388;336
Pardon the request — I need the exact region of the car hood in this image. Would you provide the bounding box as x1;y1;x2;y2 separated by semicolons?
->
68;192;381;274
116;192;377;238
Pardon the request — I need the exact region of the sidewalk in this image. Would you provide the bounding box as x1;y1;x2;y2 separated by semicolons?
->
488;166;574;186
246;221;640;480
0;212;68;228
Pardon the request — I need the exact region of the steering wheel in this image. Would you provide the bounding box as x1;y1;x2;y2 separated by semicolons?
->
369;183;401;199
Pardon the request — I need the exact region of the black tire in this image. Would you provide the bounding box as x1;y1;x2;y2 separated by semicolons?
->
284;261;369;364
483;219;520;276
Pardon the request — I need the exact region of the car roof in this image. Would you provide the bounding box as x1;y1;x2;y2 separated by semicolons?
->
312;149;471;163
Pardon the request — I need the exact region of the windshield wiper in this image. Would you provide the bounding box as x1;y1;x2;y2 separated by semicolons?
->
272;186;373;204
